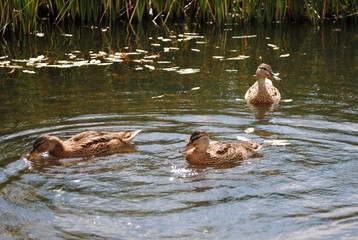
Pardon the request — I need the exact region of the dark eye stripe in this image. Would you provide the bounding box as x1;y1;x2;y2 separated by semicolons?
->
190;131;207;142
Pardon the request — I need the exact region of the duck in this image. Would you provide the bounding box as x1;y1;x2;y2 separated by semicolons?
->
245;63;281;105
26;130;142;160
179;131;261;165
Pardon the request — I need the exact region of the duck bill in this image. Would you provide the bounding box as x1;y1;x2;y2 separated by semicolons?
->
271;73;281;81
26;149;39;160
179;143;194;153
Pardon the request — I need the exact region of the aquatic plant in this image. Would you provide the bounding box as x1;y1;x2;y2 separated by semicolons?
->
1;0;357;35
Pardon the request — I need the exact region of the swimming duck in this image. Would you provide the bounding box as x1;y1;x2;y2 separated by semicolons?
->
245;63;281;105
180;131;261;165
26;130;142;160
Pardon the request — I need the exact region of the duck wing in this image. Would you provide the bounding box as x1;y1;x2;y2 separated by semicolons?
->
208;141;260;163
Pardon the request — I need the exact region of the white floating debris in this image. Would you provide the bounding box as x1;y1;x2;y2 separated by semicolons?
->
62;34;73;37
89;59;101;64
268;44;279;50
279;54;290;58
227;55;250;60
232;35;257;39
135;67;143;70
281;99;293;103
161;38;172;42
226;69;238;72
237;136;251;142
136;49;148;53
196;41;206;44
264;139;291;146
0;55;8;59
244;127;255;133
212;56;224;59
152;95;165;99
157;61;171;64
177;68;200;74
162;67;179;72
191;87;200;91
36;32;45;37
30;55;45;61
22;70;36;74
144;65;155;70
191;48;200;52
151;43;161;47
235;98;245;101
144;54;160;59
164;47;180;52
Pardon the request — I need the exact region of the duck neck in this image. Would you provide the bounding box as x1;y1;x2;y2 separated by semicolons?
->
48;139;67;158
193;141;210;154
257;77;268;93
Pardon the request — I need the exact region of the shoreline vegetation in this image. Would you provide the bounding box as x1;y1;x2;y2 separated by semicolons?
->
1;0;357;35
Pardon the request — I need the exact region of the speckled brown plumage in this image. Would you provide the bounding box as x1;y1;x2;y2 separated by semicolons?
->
180;131;261;165
245;63;281;105
26;130;141;160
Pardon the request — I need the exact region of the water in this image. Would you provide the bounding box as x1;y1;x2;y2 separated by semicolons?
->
0;23;357;239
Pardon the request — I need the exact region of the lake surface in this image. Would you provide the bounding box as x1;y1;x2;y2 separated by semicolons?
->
0;23;357;239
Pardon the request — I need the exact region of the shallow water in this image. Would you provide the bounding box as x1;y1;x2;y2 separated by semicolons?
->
0;23;357;239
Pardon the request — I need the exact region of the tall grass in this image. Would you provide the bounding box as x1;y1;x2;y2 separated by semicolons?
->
1;0;357;35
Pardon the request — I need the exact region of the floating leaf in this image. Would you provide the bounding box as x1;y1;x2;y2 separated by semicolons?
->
245;127;255;133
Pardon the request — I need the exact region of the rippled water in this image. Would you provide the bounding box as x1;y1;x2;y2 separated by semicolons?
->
0;23;357;239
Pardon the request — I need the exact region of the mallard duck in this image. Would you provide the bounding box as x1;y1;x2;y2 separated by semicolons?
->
245;63;281;105
180;131;261;165
26;130;141;160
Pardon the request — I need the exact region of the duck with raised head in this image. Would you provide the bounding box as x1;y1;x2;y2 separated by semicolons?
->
180;131;261;165
26;130;142;160
245;63;281;105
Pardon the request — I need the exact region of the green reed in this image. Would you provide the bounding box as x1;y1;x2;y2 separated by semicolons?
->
1;0;357;35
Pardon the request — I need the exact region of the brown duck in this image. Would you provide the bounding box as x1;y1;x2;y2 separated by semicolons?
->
180;131;261;165
26;130;141;160
245;63;281;105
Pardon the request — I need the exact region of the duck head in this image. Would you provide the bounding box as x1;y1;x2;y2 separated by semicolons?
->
180;131;210;152
256;63;281;81
26;135;61;160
